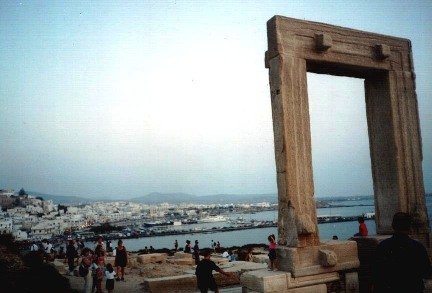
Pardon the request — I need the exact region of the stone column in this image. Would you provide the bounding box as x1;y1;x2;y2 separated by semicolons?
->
365;70;430;249
268;53;319;247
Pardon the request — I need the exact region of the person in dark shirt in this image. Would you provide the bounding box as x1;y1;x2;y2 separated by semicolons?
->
184;240;191;253
66;240;78;275
373;212;431;292
193;240;200;265
195;249;234;293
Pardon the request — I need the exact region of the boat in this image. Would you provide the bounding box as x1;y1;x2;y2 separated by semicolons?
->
143;221;171;227
198;215;228;223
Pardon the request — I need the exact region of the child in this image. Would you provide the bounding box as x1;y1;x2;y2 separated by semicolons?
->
227;250;236;262
105;263;116;293
90;257;99;293
268;234;277;271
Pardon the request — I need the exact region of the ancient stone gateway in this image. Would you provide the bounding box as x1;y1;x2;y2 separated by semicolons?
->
241;16;431;293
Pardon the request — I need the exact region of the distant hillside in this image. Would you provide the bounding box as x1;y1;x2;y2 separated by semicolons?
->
129;192;278;204
25;191;388;205
28;191;95;205
197;193;278;204
129;192;198;204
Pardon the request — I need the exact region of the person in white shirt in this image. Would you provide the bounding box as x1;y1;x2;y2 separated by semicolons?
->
41;240;48;251
105;263;116;293
30;241;38;252
46;241;53;253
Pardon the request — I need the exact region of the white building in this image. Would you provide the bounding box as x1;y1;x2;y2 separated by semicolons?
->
0;218;13;233
31;219;67;239
0;189;14;197
12;229;28;241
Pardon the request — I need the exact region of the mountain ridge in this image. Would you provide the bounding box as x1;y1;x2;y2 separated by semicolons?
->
22;190;387;205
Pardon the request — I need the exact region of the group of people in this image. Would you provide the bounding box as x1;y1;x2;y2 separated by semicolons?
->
140;245;155;254
26;212;431;292
64;236;128;293
180;239;224;265
193;236;276;292
30;238;65;261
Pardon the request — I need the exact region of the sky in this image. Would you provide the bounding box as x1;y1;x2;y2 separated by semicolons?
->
0;0;431;199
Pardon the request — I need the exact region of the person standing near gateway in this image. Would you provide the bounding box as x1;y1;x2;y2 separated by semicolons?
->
267;234;277;271
373;212;431;292
354;216;368;236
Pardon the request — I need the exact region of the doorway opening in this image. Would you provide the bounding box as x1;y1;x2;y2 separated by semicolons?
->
307;73;375;239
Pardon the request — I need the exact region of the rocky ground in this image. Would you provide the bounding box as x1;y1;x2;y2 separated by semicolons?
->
58;248;269;292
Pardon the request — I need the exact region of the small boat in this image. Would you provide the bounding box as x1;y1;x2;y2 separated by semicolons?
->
198;215;228;223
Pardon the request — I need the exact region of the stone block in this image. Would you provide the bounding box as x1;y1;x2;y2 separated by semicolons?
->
143;274;196;293
213;256;230;265
214;271;241;287
286;272;339;289
241;269;289;292
172;252;192;259
277;241;359;277
318;249;337;267
252;254;269;264
314;33;332;51
375;44;391;60
143;270;242;292
241;269;340;292
170;257;195;266
126;257;139;268
287;284;327;293
137;253;167;264
230;261;268;272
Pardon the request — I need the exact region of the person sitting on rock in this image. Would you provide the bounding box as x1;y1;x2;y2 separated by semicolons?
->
354;216;368;236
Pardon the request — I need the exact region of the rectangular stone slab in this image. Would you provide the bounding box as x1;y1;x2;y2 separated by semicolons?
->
241;269;339;292
276;241;359;277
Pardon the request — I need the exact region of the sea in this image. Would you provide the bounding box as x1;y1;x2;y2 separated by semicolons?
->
107;196;432;251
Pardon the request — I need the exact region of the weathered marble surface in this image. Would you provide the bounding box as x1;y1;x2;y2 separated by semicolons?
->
266;14;430;252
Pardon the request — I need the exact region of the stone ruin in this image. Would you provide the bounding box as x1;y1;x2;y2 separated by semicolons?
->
241;16;431;293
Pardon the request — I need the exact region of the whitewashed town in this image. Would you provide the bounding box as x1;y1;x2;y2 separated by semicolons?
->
0;188;279;243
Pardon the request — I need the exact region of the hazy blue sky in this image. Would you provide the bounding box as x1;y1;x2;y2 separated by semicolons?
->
0;1;431;198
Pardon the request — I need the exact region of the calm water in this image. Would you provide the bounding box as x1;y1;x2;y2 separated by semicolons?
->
110;196;432;251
